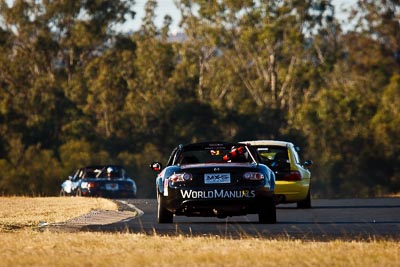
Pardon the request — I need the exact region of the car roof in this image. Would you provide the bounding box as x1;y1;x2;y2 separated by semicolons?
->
241;140;294;147
179;141;248;150
82;165;124;170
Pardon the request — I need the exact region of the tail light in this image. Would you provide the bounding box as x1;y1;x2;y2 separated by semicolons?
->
243;172;265;180
282;171;302;181
169;173;192;183
88;182;99;188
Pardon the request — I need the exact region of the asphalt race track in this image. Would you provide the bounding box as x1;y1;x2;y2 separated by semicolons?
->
80;198;400;240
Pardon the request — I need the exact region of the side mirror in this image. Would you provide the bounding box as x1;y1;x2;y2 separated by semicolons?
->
150;162;162;172
303;160;313;167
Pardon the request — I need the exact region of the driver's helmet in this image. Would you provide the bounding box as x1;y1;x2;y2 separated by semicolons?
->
107;167;114;173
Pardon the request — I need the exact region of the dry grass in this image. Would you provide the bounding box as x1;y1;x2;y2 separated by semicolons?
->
0;196;117;231
0;231;399;267
0;197;399;267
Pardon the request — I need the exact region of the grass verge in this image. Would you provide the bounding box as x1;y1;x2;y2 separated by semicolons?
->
0;196;117;231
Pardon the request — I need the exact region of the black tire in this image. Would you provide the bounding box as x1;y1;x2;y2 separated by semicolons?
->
258;198;277;224
157;193;173;223
60;189;67;197
76;188;82;197
297;188;311;209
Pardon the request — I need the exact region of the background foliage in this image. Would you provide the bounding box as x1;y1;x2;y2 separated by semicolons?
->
0;0;398;198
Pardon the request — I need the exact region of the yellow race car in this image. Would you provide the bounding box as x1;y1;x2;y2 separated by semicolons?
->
242;140;313;208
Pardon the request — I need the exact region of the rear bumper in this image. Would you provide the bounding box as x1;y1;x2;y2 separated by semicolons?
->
274;180;309;203
165;186;273;217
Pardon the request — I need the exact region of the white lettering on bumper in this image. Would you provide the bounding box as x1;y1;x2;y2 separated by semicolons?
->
180;189;256;199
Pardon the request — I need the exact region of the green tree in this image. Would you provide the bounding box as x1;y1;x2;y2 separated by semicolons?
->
124;0;177;151
296;63;378;196
371;74;400;193
0;0;137;195
0;0;398;198
176;0;335;141
295;0;400;196
0;136;62;196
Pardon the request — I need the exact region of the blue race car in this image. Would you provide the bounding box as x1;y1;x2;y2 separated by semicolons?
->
60;165;137;198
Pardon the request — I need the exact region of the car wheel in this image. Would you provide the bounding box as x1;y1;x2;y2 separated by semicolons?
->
297;188;311;209
258;198;277;224
60;189;67;197
157;193;173;223
76;188;82;197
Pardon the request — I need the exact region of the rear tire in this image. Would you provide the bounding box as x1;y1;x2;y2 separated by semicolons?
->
157;193;173;223
60;189;67;197
76;188;82;197
297;188;311;209
259;198;277;224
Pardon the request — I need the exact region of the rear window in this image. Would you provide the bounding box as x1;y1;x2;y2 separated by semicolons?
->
254;146;291;172
256;146;288;162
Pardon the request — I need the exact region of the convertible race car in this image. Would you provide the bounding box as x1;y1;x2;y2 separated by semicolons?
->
150;141;276;224
60;165;137;198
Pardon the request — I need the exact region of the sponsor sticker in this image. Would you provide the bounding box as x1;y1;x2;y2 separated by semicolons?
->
204;173;231;184
180;189;255;199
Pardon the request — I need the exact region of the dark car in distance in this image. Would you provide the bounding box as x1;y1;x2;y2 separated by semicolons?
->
60;165;137;198
150;141;276;224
